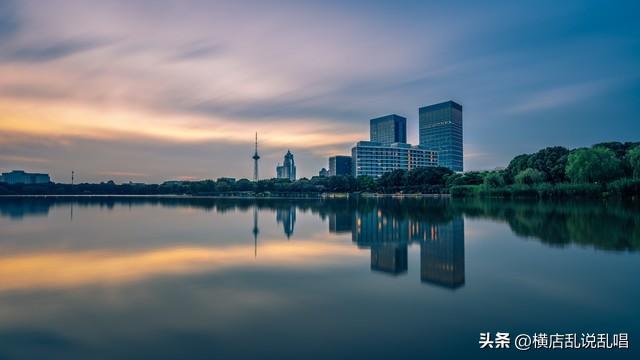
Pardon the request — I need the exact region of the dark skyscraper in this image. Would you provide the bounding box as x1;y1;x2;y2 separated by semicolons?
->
329;155;352;176
369;114;407;145
419;101;463;172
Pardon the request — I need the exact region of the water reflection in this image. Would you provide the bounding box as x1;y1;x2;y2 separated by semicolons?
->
1;197;638;254
276;206;296;239
328;211;352;234
0;197;638;359
350;204;465;286
0;198;50;219
420;217;465;288
0;197;468;288
1;196;638;288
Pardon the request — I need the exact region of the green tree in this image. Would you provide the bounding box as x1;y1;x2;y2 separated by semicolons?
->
506;154;531;182
378;169;407;191
445;171;484;186
407;167;452;186
483;172;505;188
592;141;640;159
235;178;254;191
327;175;351;192
627;146;640;179
506;147;569;183
565;147;623;184
514;168;545;185
527;146;569;183
356;176;376;192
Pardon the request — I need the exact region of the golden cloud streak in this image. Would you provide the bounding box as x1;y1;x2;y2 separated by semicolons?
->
0;242;361;292
0;98;364;149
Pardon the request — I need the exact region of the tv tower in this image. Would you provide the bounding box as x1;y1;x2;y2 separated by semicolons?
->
252;132;260;181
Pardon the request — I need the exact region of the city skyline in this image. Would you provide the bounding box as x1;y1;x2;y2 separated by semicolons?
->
1;0;639;182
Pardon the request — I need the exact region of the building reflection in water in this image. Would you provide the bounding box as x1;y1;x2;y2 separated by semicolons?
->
276;206;296;239
252;205;297;257
348;207;465;288
371;244;408;275
0;198;462;286
420;217;465;288
0;199;51;219
329;212;353;234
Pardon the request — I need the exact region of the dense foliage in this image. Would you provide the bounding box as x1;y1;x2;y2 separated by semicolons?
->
565;147;622;183
506;146;570;183
456;141;640;198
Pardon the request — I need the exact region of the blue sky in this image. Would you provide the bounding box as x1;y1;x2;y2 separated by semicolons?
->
0;0;639;182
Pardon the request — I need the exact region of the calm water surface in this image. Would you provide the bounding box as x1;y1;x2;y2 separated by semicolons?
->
0;197;638;359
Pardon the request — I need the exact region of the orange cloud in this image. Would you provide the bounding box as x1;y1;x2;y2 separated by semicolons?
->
0;97;363;149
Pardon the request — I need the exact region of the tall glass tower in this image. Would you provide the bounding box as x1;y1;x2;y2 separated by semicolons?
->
369;114;407;145
419;101;463;172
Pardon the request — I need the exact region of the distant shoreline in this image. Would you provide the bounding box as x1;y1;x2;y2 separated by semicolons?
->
0;193;450;200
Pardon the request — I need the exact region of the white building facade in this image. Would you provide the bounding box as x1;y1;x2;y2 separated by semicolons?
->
351;141;438;178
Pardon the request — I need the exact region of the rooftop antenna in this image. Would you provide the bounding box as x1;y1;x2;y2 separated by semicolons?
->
71;170;74;185
252;132;260;181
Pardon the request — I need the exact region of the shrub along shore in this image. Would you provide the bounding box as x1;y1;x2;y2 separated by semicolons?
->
2;141;639;199
450;180;640;199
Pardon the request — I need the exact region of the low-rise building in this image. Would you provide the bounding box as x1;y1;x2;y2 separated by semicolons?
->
0;170;51;184
351;141;437;178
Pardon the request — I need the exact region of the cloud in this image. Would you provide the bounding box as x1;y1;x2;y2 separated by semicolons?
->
0;154;47;164
2;38;107;62
0;0;20;40
99;171;147;178
504;81;612;115
168;42;226;62
0;0;638;180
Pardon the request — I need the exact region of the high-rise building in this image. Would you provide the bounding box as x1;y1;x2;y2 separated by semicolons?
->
329;155;352;176
276;150;296;181
419;101;463;172
370;114;407;145
0;170;50;184
351;141;437;178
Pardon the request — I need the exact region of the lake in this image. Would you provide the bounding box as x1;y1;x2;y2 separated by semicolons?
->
0;196;638;359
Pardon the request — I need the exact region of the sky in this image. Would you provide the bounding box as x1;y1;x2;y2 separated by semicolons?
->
0;0;639;183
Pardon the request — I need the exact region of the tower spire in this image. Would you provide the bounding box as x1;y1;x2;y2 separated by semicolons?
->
252;132;260;181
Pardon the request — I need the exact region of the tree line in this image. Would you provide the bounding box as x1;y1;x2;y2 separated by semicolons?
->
451;141;640;198
1;141;639;197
